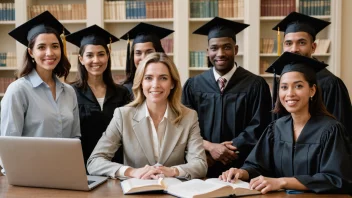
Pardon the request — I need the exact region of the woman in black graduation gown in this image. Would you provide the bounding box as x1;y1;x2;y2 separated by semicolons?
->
119;23;173;98
219;52;352;194
66;25;130;167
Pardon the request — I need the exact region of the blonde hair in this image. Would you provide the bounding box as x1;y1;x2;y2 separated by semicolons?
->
128;52;185;124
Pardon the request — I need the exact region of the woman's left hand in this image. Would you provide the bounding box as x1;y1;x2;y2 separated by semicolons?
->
249;176;284;194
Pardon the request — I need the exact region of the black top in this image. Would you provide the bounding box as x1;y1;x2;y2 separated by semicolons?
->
123;82;133;100
182;67;272;177
72;84;131;168
9;11;70;46
241;115;352;194
317;68;352;134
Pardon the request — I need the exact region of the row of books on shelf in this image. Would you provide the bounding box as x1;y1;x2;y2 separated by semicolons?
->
190;0;244;18
0;78;16;94
0;3;14;21
0;53;17;67
299;0;331;16
260;0;295;16
190;51;207;68
260;59;270;74
104;0;173;20
260;38;278;54
28;4;87;20
260;38;331;54
313;39;331;54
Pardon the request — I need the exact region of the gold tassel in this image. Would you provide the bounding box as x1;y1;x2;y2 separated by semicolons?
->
60;29;67;57
277;27;281;56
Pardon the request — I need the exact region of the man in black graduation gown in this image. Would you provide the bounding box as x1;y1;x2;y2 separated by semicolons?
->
182;17;272;177
272;12;352;133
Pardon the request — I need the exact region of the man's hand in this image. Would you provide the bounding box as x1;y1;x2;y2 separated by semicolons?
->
204;141;238;165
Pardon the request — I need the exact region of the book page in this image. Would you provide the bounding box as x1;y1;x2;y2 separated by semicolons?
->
120;178;164;194
166;179;232;198
206;178;250;189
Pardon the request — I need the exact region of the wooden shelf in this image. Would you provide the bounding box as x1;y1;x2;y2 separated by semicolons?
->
0;21;15;25
59;20;87;24
260;53;279;57
260;15;331;21
259;74;275;78
104;18;173;23
0;67;17;71
189;67;210;71
189;17;244;22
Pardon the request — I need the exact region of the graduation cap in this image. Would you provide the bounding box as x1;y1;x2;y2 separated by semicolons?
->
192;17;249;42
65;24;119;51
8;10;70;47
120;22;174;75
266;51;328;76
266;52;328;117
272;12;331;54
120;22;174;43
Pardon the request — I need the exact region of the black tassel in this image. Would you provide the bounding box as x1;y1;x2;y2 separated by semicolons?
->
125;39;131;75
272;70;278;121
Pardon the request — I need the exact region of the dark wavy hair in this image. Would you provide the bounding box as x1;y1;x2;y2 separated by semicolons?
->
71;44;116;90
273;71;334;118
18;27;71;79
123;38;165;85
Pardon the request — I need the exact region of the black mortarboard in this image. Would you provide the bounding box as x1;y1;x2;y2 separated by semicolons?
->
120;22;174;43
192;17;249;42
272;12;330;41
266;51;328;76
120;23;173;77
8;11;70;47
66;25;119;48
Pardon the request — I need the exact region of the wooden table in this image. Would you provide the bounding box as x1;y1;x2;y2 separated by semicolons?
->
0;176;350;198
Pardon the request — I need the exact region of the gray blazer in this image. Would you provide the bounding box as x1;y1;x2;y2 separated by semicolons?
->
87;103;207;179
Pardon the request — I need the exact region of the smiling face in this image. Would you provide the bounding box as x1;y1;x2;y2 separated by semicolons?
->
207;37;238;76
142;62;174;107
279;71;316;115
133;42;156;68
28;33;61;73
79;44;109;77
283;32;316;57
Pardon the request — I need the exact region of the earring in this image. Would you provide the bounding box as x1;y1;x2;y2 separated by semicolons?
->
310;96;313;101
31;58;35;63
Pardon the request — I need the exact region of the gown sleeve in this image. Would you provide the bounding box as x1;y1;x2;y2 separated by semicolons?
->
320;77;352;134
294;122;352;194
232;78;272;163
241;121;276;179
181;78;196;110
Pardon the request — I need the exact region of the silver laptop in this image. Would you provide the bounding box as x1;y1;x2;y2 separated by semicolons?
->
0;136;108;191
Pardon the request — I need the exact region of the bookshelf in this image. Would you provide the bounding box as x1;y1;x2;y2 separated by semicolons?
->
0;0;342;95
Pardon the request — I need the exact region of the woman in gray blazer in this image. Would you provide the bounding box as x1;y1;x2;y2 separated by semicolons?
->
87;52;207;180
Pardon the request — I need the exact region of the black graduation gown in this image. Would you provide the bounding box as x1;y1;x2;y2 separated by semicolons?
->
241;115;352;194
182;67;272;177
317;68;352;134
72;84;131;169
123;82;133;100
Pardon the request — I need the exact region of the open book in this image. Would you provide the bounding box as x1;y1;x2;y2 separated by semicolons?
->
120;177;182;194
121;177;260;197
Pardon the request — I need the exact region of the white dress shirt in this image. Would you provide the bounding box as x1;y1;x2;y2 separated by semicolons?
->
213;64;237;90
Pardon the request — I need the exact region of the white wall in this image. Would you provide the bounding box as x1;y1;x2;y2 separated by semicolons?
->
341;0;352;99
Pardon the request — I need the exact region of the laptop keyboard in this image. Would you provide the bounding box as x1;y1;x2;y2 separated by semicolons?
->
88;180;95;185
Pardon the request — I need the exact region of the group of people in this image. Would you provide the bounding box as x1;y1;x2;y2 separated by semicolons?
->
0;10;351;194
